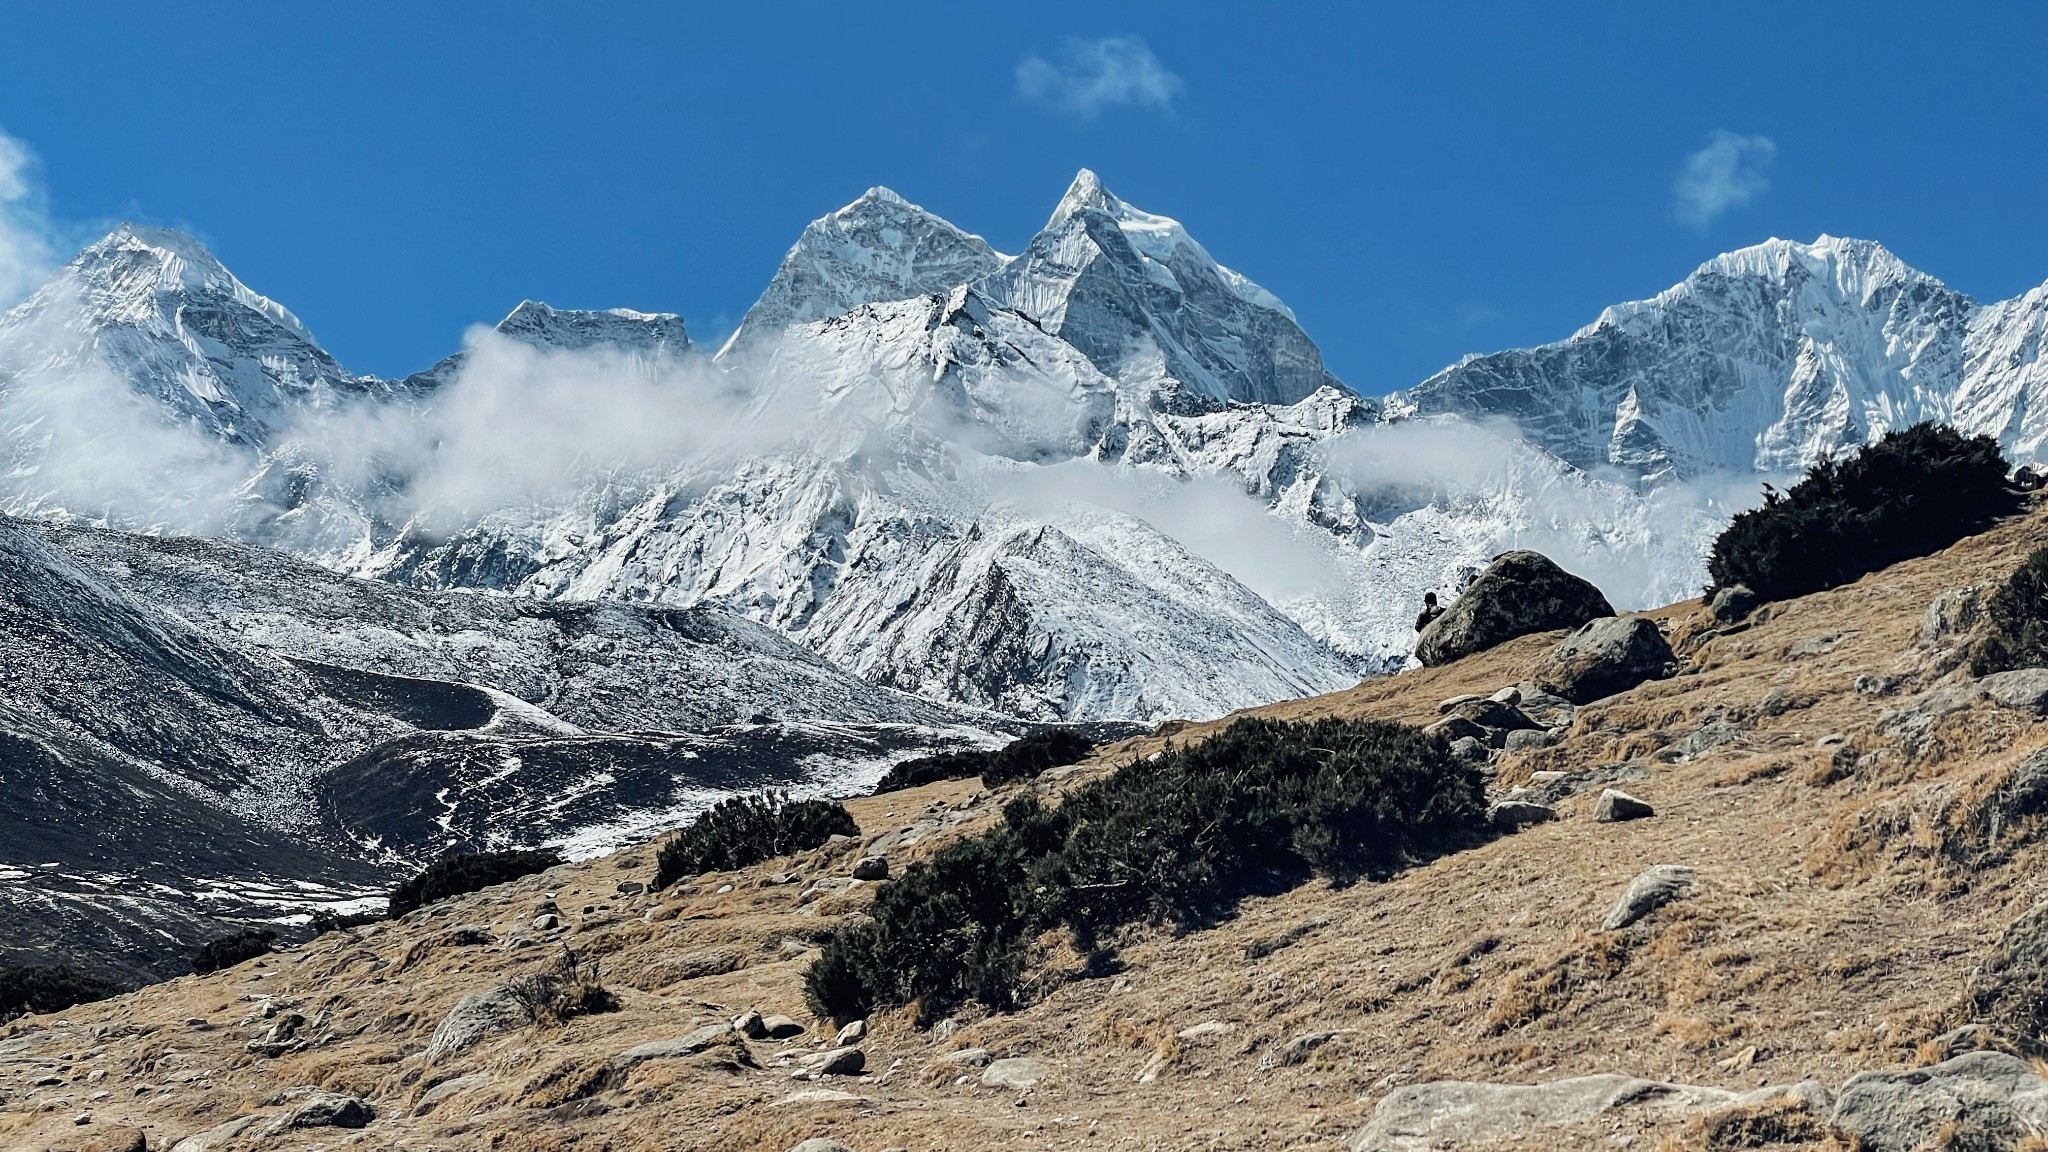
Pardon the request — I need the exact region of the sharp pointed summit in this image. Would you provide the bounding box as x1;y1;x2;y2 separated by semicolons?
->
981;169;1347;407
717;186;1010;362
0;224;374;445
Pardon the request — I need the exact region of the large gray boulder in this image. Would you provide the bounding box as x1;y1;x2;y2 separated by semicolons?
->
423;982;534;1061
1983;668;2048;715
1415;552;1615;667
1830;1051;2048;1151
1347;1073;1829;1152
1537;616;1676;705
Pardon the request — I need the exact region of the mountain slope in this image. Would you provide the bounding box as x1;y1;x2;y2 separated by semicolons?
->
14;498;2046;1152
0;225;389;445
1398;235;2048;480
0;515;999;979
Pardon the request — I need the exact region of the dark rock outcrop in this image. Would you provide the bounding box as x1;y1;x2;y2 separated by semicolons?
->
1414;552;1615;667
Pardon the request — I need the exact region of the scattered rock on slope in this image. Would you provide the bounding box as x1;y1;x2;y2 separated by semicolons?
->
1829;1051;2048;1151
1346;1072;1831;1152
1601;865;1696;930
1593;789;1655;823
1537;615;1676;705
1415;551;1615;667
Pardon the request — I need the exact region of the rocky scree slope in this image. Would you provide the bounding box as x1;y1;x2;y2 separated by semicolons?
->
10;499;2048;1150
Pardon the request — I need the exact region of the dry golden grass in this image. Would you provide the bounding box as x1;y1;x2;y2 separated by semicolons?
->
4;498;2048;1151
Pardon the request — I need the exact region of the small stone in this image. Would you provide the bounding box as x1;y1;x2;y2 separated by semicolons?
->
1488;685;1523;705
716;883;736;894
1601;865;1697;931
1258;1029;1340;1070
982;1056;1050;1089
1593;789;1654;823
734;1010;768;1038
1503;728;1561;752
1528;770;1568;783
615;881;645;896
851;856;889;881
938;1047;992;1067
834;1019;867;1046
761;1014;807;1039
279;1090;374;1130
74;1110;92;1125
1709;584;1758;623
786;1140;855;1152
1448;735;1490;763
531;913;560;930
1427;715;1489;745
1487;801;1558;829
792;1046;865;1079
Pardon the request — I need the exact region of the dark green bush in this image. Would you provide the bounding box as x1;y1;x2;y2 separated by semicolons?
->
872;729;1096;794
0;964;124;1019
1707;423;2016;603
191;928;277;974
388;847;563;917
1974;545;2048;676
806;716;1486;1025
653;790;857;890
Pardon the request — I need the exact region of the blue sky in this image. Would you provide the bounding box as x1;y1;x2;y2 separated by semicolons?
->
1;2;2044;392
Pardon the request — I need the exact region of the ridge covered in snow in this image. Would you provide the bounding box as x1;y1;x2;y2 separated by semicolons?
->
4;172;2043;727
1396;234;2048;481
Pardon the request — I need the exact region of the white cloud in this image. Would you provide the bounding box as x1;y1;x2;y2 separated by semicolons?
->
1672;130;1777;229
1016;35;1183;119
0;124;56;308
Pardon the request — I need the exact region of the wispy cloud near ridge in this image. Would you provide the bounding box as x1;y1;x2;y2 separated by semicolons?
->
1016;35;1183;120
1673;130;1777;229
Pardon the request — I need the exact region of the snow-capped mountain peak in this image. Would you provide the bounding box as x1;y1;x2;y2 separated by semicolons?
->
0;224;372;445
980;170;1345;408
717;186;1010;361
1399;233;2045;480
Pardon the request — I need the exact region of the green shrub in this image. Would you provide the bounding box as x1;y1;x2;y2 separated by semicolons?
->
806;716;1486;1025
1707;423;2016;603
191;928;277;974
0;964;124;1019
1974;544;2048;676
388;847;563;917
872;729;1096;794
653;791;857;890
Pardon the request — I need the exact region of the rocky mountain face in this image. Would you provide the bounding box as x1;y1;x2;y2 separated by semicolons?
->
3;173;2046;982
11;175;1740;724
0;224;394;446
1396;235;2048;482
980;169;1348;409
0;514;996;979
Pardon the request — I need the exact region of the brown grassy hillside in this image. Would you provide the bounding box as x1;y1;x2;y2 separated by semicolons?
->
5;500;2047;1152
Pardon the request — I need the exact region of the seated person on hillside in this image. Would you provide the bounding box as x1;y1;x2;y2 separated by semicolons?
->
1415;591;1445;633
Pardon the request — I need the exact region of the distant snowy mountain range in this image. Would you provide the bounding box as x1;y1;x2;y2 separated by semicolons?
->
3;171;2045;726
